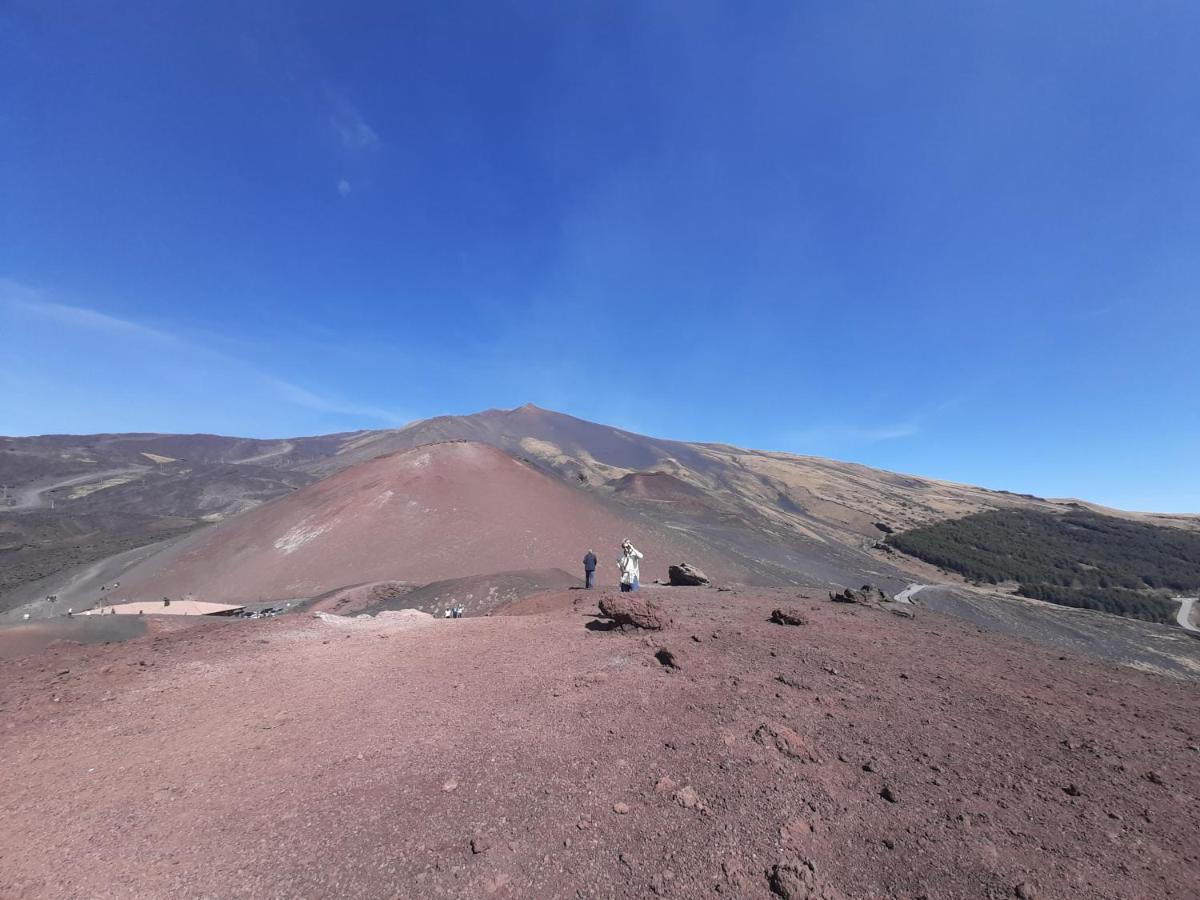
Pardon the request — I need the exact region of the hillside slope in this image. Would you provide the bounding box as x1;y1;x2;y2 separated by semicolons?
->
46;441;765;607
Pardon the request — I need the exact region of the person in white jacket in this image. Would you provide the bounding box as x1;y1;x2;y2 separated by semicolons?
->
617;540;643;592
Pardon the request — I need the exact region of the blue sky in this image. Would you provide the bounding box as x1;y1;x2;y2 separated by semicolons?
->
2;2;1198;512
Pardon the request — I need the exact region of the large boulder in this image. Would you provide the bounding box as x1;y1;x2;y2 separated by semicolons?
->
598;594;670;630
828;584;889;605
770;608;808;626
668;563;710;586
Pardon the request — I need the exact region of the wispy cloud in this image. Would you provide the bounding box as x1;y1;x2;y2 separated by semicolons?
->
327;89;379;150
260;376;408;426
1;281;407;428
337;178;352;198
789;421;921;447
1;281;178;345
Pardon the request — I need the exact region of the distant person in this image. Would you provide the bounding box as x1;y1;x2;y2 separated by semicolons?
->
617;540;643;592
583;549;597;589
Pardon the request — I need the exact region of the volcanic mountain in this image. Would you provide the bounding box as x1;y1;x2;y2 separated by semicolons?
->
81;441;756;606
3;405;1197;669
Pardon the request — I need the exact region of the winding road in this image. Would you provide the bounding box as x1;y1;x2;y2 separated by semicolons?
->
7;468;146;510
898;583;1200;634
1175;597;1199;633
231;441;295;466
893;583;930;604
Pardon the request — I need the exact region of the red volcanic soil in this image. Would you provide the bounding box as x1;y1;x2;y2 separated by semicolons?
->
1;588;1196;899
362;568;582;617
105;442;747;606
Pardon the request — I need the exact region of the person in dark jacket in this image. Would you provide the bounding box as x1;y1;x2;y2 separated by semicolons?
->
583;549;598;589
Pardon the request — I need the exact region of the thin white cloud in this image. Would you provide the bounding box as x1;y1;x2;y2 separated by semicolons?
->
259;376;408;426
1;280;407;428
1;281;178;345
327;90;379;150
337;178;352;197
789;422;920;447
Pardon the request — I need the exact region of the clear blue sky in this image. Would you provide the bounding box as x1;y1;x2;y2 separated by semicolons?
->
2;2;1198;512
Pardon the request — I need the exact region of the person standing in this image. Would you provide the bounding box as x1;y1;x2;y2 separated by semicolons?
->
617;540;643;592
583;549;598;589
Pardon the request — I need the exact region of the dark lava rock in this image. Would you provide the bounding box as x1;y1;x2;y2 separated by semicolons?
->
599;595;670;630
668;563;710;587
770;608;809;626
655;646;685;670
829;585;890;605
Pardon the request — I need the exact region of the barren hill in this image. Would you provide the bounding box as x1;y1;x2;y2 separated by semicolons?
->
58;441;757;607
4;406;1196;657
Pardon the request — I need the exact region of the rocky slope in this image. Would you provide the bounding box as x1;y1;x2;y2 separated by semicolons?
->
1;587;1196;899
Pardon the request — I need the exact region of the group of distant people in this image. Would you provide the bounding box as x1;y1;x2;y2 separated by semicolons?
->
582;540;643;592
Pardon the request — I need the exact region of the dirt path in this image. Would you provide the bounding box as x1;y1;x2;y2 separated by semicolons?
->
1;587;1196;899
8;467;146;510
231;441;295;465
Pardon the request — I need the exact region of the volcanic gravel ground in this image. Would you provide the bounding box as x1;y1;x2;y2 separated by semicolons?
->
1;588;1196;899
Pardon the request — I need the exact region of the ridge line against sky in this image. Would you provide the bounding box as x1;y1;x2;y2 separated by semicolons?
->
2;2;1198;512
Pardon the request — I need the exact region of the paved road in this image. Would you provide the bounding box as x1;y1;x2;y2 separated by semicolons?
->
893;583;930;604
1174;597;1198;633
899;582;1200;635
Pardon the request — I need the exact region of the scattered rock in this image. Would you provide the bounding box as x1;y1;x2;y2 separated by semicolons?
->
1063;783;1082;797
889;605;916;619
654;776;678;795
828;585;889;605
613;802;631;815
770;608;808;626
754;723;818;762
673;785;706;811
649;870;675;895
668;563;710;587
471;836;491;854
442;778;458;792
1144;770;1165;786
880;784;899;804
780;820;812;848
1015;882;1036;899
874;522;895;534
599;595;670;630
655;646;685;670
767;859;817;899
